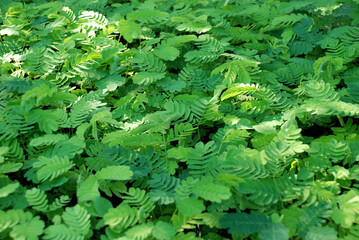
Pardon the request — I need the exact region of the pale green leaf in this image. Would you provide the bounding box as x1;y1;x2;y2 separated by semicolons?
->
96;166;133;181
154;45;180;61
117;19;141;43
152;221;176;240
177;198;205;217
0;182;19;198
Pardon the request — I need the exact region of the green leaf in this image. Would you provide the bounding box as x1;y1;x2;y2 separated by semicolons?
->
117;19;141;43
281;207;301;237
184;50;219;63
96;166;133;181
331;209;354;229
51;136;86;159
77;175;100;202
152;221;176;240
304;226;337;240
43;224;82;240
125;222;154;240
27;110;59;134
0;182;19;198
0;146;9;163
154;45;180;61
313;56;343;80
96;74;125;91
127;10;169;23
220;212;271;235
192;177;231;203
331;190;359;228
62;205;91;235
0;162;23;174
103;203;138;231
29;134;69;147
133;71;166;85
259;223;289;240
94;197;113;217
10;216;45;240
34;156;74;182
177;198;205;217
167;146;191;161
22;84;57;106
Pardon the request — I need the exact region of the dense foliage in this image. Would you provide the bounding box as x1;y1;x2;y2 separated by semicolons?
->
1;0;359;239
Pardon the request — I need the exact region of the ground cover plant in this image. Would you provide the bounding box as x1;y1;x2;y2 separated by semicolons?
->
1;0;359;239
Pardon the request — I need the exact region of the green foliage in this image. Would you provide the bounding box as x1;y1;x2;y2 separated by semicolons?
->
32;156;74;182
103;203;138;233
0;0;358;239
220;212;271;235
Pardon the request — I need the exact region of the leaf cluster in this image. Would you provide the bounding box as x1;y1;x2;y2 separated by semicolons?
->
0;0;359;239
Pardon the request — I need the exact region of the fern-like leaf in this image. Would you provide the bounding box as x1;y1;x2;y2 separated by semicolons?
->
186;141;220;178
192;176;231;203
148;174;180;205
69;90;107;127
78;11;108;30
25;188;48;212
103;203;138;233
43;224;83;240
222;146;268;179
62;205;91;235
32;156;74;182
95;166;133;181
127;10;169;24
122;188;155;218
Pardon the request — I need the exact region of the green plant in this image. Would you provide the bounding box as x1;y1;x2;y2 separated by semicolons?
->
1;0;359;239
